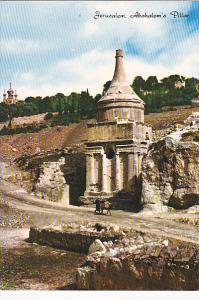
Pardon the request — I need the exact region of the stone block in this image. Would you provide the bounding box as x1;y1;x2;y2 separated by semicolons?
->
88;239;106;255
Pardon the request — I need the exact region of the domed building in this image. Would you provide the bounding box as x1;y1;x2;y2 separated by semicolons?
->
174;76;185;89
3;82;18;105
80;49;152;207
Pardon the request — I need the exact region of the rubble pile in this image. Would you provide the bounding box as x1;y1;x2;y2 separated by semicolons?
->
28;221;198;290
75;223;199;290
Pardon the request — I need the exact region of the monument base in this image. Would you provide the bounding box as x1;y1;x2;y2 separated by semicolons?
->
79;191;142;211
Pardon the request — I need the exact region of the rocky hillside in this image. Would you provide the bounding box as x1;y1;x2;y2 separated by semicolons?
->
145;106;198;130
0;107;198;163
0;121;87;162
142;126;199;210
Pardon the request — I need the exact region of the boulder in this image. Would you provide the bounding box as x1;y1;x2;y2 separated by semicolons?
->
109;224;120;232
108;248;118;256
88;239;106;254
108;257;123;272
94;223;106;232
142;127;199;210
76;266;95;290
169;191;199;209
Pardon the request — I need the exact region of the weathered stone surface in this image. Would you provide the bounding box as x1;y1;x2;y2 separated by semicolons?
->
0;161;32;191
109;224;120;233
34;157;69;203
76;266;96;290
15;147;86;204
28;223;120;254
83;49;151;206
142;126;199;210
88;239;106;254
76;238;199;290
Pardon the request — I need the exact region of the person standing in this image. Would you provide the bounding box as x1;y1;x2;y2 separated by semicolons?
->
105;201;112;216
100;200;105;215
94;198;101;214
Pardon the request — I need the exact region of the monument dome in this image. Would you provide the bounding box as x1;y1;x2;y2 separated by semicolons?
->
97;49;145;124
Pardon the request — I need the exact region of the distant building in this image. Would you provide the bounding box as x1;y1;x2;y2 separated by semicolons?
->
175;77;185;89
3;82;18;105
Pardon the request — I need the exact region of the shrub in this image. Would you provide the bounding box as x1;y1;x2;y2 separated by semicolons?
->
44;112;53;121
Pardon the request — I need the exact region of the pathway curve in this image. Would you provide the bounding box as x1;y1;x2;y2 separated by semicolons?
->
0;178;198;245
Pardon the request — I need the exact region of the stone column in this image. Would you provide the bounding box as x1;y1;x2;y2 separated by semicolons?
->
90;153;95;190
127;153;134;191
86;154;90;191
61;184;70;206
130;151;138;194
86;153;95;193
133;152;138;178
138;153;142;175
115;152;121;191
101;154;107;193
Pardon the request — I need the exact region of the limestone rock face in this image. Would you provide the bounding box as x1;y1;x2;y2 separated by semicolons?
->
0;161;32;191
34;157;67;203
76;235;199;290
76;266;96;290
88;239;106;255
16;148;86;205
142;127;199;210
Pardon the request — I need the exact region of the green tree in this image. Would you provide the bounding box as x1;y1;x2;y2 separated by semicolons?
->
145;76;159;91
94;93;101;103
25;96;35;103
79;91;90;116
68;92;80;113
102;80;111;95
44;112;53;121
43;96;57;112
55;93;67;115
160;75;183;90
132;76;146;93
0;103;9;122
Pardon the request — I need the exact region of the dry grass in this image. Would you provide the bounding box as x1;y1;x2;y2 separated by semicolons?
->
145;106;199;130
0;106;198;162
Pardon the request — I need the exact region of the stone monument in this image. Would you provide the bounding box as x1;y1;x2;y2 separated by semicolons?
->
80;49;152;207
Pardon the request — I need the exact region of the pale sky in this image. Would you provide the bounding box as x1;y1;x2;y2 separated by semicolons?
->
0;1;198;100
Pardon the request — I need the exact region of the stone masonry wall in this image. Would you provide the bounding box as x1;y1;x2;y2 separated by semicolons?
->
28;225;121;254
28;222;199;290
75;225;199;290
77;252;198;290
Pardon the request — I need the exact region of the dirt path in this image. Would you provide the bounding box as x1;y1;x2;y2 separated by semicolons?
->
0;178;198;245
0;199;86;290
1;177;199;290
0;229;86;290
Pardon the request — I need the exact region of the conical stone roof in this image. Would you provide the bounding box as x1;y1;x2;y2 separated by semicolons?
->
98;49;143;103
97;49;145;123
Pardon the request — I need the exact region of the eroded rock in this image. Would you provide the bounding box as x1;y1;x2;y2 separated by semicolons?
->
88;239;106;255
142;126;199;210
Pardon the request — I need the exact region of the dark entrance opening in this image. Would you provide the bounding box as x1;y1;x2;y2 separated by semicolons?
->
105;146;115;160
